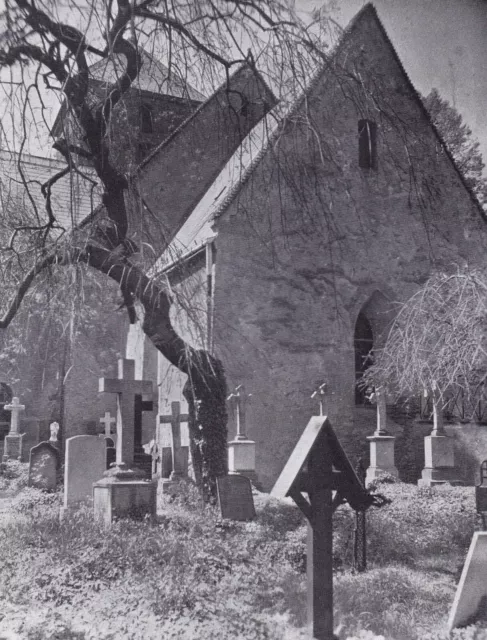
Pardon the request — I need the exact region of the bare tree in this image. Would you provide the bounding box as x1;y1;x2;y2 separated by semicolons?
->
0;0;336;500
362;268;487;404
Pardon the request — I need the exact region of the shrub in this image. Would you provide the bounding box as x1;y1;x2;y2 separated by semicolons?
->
0;460;29;492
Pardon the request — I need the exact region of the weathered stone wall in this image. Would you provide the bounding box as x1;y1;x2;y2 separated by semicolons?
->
206;9;487;489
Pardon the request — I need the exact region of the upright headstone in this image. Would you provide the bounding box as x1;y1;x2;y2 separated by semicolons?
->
365;387;398;484
62;435;106;513
227;385;257;484
3;397;25;462
99;435;116;469
133;394;154;476
448;532;487;630
419;387;461;486
28;442;59;491
99;359;153;467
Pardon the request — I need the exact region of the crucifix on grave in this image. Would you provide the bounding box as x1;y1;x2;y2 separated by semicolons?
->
227;384;251;440
2;397;25;462
365;386;398;484
5;397;25;435
159;401;189;482
227;384;257;483
419;383;460;486
311;383;327;416
100;412;116;438
99;359;153;469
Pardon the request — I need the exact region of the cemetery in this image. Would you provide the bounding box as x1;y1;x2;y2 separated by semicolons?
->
0;1;486;639
0;366;485;639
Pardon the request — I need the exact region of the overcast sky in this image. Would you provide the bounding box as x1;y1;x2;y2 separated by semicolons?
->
297;0;487;171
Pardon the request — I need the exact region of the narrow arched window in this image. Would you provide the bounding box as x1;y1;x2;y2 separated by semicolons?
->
140;104;153;134
358;119;377;169
354;312;374;405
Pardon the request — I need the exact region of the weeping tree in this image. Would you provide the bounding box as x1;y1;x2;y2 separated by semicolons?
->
362;268;487;408
0;0;337;500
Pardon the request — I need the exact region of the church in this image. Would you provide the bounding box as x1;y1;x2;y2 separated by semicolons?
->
3;4;487;489
120;3;487;489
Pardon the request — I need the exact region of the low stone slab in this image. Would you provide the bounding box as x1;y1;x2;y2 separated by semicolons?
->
448;532;487;630
217;474;255;521
63;435;106;509
28;442;59;491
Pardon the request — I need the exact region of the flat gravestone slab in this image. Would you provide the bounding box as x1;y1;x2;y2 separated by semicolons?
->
448;532;487;630
64;435;106;508
29;442;59;491
217;474;255;521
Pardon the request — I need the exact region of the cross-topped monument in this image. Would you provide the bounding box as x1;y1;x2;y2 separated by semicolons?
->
5;397;25;435
99;359;153;467
227;384;252;440
3;396;25;463
311;383;327;416
369;386;388;436
100;412;116;438
159;401;189;480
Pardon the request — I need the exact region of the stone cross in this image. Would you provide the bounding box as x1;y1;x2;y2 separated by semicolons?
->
311;383;327;416
99;412;116;438
227;384;251;440
159;401;189;480
4;397;25;434
49;422;60;442
99;359;153;467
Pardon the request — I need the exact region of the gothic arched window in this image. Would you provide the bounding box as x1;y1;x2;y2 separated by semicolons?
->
354;312;374;405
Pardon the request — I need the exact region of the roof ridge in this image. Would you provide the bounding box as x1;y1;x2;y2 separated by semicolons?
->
133;63;272;175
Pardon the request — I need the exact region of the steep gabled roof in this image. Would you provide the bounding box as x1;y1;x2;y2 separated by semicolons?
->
153;2;486;272
89;49;205;101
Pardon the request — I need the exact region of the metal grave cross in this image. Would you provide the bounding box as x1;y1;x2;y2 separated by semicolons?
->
99;412;116;438
99;359;153;467
4;397;25;434
431;385;446;436
159;401;189;479
227;384;252;440
371;387;388;436
311;383;327;416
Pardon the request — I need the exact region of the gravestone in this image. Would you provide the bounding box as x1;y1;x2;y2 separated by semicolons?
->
448;532;487;630
100;411;116;437
28;442;59;491
217;474;255;521
63;435;106;511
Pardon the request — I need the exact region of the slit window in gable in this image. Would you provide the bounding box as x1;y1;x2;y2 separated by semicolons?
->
358;119;377;169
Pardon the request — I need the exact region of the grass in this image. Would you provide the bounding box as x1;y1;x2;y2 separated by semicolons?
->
0;464;485;639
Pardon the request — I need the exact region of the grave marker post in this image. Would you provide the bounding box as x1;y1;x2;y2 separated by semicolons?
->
271;416;380;640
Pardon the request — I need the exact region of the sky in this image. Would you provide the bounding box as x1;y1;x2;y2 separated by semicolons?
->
297;0;487;172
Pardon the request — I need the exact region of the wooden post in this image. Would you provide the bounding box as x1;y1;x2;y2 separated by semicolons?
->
307;431;334;640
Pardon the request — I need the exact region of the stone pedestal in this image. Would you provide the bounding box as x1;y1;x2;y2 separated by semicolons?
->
3;433;25;462
365;434;398;485
418;434;461;486
93;463;157;526
228;437;258;485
